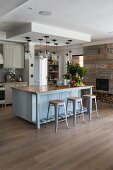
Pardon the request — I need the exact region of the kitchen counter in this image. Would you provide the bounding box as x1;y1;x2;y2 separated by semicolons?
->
12;85;93;94
12;85;93;129
4;81;27;84
4;82;27;105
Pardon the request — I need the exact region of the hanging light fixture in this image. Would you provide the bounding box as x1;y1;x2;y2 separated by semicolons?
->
52;39;57;61
68;39;72;63
55;42;58;53
25;37;31;53
43;35;49;58
65;41;71;70
52;39;57;55
66;42;69;56
68;40;72;54
38;38;43;59
54;42;58;63
24;37;32;59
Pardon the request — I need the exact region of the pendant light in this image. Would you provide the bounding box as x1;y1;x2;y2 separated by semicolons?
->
68;40;72;54
38;38;43;59
25;37;31;53
54;42;58;62
25;37;32;59
68;39;72;63
65;41;70;70
66;42;69;56
43;35;49;58
52;39;57;55
55;42;58;54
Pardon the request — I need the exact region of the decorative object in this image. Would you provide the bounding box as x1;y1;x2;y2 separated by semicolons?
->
64;63;88;86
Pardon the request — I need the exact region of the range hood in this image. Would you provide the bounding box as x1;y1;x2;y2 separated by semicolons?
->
0;53;3;64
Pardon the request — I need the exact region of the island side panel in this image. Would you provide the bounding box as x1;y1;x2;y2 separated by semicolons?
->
12;86;93;129
12;88;32;122
32;89;79;124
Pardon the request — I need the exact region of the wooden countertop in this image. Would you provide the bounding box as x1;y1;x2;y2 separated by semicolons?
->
12;85;93;94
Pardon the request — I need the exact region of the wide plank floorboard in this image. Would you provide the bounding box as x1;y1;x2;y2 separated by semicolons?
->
0;104;113;170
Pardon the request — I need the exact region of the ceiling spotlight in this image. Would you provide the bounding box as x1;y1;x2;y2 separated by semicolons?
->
39;11;52;16
108;31;113;34
25;37;30;41
28;7;32;10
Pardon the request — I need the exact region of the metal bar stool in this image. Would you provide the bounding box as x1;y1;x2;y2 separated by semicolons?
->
66;97;85;126
46;100;69;132
83;94;99;119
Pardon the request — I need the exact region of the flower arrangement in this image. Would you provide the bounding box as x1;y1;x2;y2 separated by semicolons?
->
70;80;76;86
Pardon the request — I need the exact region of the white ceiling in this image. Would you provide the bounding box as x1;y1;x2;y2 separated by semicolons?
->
1;0;113;45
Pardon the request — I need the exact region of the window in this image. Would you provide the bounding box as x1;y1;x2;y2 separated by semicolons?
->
72;55;83;67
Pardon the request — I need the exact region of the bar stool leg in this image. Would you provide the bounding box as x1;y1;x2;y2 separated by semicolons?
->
55;104;58;133
66;99;69;113
46;103;50;127
63;103;69;128
73;101;76;126
81;101;85;122
95;97;99;118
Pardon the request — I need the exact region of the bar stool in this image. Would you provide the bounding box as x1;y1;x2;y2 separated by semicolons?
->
46;100;69;132
83;95;99;119
0;98;6;108
66;97;85;126
0;101;6;107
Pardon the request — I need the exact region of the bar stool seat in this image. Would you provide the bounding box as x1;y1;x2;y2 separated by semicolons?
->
0;100;6;108
67;97;85;125
46;100;69;132
83;94;99;118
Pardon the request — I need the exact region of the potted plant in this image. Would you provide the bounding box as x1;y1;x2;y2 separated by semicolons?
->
67;63;88;86
77;66;88;79
63;73;71;79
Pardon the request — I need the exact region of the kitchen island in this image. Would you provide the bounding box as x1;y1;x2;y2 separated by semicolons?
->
12;85;93;129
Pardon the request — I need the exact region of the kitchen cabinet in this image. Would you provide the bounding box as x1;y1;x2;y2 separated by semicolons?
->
4;82;27;104
3;44;24;68
48;55;59;84
48;64;59;84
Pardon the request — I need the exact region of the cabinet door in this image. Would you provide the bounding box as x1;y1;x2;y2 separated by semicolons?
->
5;82;27;104
13;46;24;68
3;45;13;68
5;84;12;104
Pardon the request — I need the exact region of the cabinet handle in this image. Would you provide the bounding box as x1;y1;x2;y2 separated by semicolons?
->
31;74;33;78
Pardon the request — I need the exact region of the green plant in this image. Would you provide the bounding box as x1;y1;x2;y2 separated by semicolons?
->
63;73;71;79
77;66;88;78
67;63;80;78
67;63;87;78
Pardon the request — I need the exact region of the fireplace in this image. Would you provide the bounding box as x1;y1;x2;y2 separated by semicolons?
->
96;78;109;91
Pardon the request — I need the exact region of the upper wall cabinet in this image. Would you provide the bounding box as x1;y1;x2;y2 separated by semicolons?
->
3;44;25;68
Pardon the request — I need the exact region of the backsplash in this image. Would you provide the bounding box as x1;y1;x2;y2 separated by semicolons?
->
0;68;24;82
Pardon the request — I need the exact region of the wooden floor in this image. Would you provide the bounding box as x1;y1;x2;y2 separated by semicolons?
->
1;104;113;170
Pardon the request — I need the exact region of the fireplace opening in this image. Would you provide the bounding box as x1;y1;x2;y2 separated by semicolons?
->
96;78;109;91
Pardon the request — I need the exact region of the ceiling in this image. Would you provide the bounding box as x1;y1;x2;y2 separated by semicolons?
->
1;0;113;45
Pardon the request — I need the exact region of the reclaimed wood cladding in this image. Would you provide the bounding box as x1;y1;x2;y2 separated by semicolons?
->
83;43;113;94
